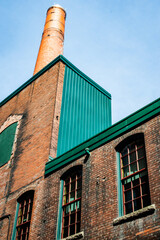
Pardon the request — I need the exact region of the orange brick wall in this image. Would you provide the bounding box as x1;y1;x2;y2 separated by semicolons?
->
0;61;65;239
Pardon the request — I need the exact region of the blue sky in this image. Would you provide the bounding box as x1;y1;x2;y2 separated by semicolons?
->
0;0;160;123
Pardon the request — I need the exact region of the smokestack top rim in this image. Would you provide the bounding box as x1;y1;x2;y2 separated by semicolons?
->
47;4;66;15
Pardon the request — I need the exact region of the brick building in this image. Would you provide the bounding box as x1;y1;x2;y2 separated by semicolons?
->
0;4;160;240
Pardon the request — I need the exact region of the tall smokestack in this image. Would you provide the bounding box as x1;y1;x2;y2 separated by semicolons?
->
33;4;66;75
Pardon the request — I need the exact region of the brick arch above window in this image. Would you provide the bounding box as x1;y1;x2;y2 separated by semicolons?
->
61;165;83;180
115;133;145;152
0;115;23;167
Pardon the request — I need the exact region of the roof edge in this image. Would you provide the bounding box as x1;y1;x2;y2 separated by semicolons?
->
0;55;111;107
45;97;160;176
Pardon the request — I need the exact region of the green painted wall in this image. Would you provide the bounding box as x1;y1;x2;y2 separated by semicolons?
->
0;122;17;167
57;65;111;156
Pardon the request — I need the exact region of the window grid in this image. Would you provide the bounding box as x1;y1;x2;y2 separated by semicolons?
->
61;172;82;238
120;139;150;215
16;193;33;240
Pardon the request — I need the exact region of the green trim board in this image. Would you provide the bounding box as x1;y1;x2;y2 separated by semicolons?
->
11;202;19;240
45;98;160;176
0;55;111;107
116;152;123;216
56;180;64;240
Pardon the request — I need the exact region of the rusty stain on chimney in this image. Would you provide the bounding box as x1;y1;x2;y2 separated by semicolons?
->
33;4;66;75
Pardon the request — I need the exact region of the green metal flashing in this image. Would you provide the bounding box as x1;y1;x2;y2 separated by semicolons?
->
45;98;160;176
0;55;111;107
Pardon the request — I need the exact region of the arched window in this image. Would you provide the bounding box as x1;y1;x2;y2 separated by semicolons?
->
57;166;82;239
117;134;151;215
14;191;34;240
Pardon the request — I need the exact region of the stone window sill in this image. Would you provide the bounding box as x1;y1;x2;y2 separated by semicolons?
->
113;204;155;226
61;231;84;240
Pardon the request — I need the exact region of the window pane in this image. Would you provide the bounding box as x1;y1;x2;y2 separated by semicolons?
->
143;196;151;207
134;198;141;211
77;211;81;222
70;224;75;236
71;181;75;191
130;152;136;163
125;190;132;202
124;182;131;190
71;174;76;182
139;159;146;170
137;139;143;148
142;183;149;195
64;205;70;215
129;143;135;152
64;216;69;226
70;213;75;224
65;177;70;184
76;200;81;210
141;175;148;183
77;178;82;189
63;194;69;204
132;179;139;187
125;202;132;214
77;189;81;198
63;227;68;238
64;184;69;194
70;191;75;202
133;186;140;199
76;223;80;233
121;146;128;156
130;162;137;174
71;202;76;212
138;147;145;159
122;155;128;166
123;166;129;178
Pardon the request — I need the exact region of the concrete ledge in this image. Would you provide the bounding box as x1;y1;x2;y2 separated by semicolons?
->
62;231;84;240
113;204;155;226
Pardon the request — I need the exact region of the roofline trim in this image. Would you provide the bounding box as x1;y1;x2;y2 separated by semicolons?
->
45;97;160;176
0;55;111;107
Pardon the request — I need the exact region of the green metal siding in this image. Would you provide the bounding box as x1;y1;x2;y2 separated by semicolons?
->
57;65;111;156
0;122;17;167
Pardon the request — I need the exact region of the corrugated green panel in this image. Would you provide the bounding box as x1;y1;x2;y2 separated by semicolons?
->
57;66;111;156
0;122;17;167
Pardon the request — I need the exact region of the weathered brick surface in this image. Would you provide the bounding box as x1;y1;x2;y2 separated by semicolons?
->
31;115;159;240
0;61;65;239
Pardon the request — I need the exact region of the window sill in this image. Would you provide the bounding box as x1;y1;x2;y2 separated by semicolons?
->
61;231;84;240
113;204;155;226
